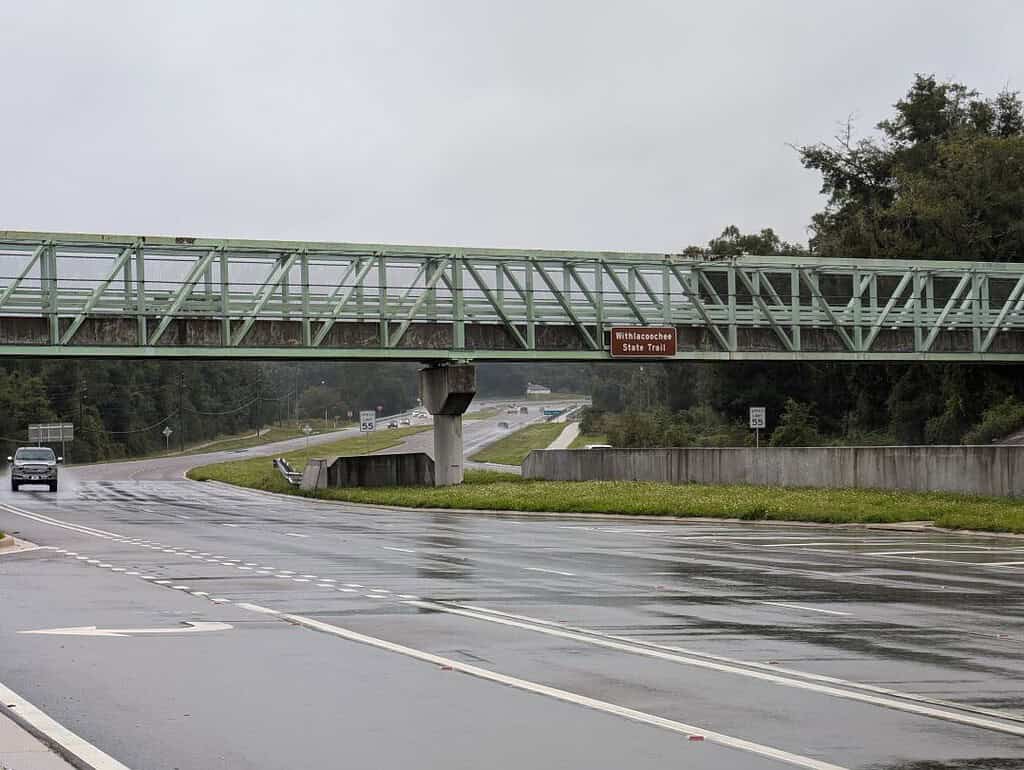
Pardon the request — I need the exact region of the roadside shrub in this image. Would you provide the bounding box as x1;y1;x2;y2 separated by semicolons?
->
962;397;1024;445
769;399;822;447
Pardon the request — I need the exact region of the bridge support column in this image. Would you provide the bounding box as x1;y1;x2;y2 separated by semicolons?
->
418;363;476;486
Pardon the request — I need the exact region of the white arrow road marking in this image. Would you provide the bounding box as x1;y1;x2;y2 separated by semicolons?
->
20;621;232;637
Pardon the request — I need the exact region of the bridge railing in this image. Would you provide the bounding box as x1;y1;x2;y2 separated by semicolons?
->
1;230;1023;360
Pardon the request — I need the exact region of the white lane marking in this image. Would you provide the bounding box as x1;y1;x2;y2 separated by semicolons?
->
383;546;416;554
345;583;362;588
279;611;846;770
338;588;356;593
221;523;239;527
0;679;132;768
285;533;308;538
319;578;335;582
0;503;124;540
758;602;852;617
301;574;317;579
21;621;231;637
293;578;310;583
235;603;280;615
316;583;334;588
172;585;191;591
987;561;1024;567
524;566;575;577
444;602;1024;737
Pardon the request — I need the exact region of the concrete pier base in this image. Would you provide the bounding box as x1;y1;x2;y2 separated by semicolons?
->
418;364;476;486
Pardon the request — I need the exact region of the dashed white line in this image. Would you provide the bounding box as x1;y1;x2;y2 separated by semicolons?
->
279;611;847;770
383;546;416;554
758;602;852;617
525;567;576;577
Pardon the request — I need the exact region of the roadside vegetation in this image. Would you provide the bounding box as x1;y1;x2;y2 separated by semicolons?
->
190;467;1024;534
469;422;565;465
187;425;429;490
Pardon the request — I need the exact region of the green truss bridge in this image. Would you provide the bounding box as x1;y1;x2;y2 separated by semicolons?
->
2;229;1024;362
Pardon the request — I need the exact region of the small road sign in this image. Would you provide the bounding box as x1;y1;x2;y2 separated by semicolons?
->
749;406;766;448
749;407;766;429
359;410;376;432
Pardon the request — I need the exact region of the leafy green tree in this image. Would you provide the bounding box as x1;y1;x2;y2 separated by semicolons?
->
768;399;822;447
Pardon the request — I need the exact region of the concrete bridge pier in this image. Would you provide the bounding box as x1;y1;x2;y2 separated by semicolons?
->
418;363;476;486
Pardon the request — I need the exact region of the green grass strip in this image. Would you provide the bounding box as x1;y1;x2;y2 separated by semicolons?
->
469;422;566;465
189;463;1024;534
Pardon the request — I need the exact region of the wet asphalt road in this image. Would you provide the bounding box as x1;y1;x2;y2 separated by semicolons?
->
1;416;1024;768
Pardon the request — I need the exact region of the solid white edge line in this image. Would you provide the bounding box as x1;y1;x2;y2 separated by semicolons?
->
0;679;132;770
420;601;1024;738
278;610;847;770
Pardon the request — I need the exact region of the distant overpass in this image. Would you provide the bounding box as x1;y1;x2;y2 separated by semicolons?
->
1;229;1024;362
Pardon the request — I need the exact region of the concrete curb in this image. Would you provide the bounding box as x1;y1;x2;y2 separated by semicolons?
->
0;705;85;770
192;479;1024;540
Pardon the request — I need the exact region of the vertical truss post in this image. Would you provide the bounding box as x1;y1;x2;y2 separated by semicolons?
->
425;257;438;322
790;269;800;352
300;250;311;347
913;270;924;351
751;270;761;327
727;268;737;350
41;243;59;344
662;263;671;324
852;267;862;351
524;263;536;349
594;262;604;332
972;271;983;352
219;250;230;346
354;257;365;321
378;253;388;347
204;258;214;315
452;255;465;349
135;243;147;344
280;256;291;320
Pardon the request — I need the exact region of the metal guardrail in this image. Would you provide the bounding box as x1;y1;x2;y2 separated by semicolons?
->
273;458;302;486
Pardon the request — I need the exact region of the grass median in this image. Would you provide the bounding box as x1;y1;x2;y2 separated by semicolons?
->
187;425;429;491
188;458;1024;533
469;422;566;464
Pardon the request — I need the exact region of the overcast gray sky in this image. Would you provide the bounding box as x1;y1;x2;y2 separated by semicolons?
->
2;1;1021;253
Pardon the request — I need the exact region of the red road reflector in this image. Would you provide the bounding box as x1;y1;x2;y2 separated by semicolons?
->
688;735;705;742
440;665;453;671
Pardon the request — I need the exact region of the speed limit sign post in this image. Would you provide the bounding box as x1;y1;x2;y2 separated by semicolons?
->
749;407;766;448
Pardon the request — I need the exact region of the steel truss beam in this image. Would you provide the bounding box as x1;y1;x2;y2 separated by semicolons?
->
0;229;1023;362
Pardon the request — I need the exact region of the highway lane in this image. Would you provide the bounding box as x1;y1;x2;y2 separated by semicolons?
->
1;421;1023;768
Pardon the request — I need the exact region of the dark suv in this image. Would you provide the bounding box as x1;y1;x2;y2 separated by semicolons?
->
9;447;61;492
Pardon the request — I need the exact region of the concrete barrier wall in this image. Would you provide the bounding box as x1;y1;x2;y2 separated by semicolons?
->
522;446;1024;497
301;453;435;490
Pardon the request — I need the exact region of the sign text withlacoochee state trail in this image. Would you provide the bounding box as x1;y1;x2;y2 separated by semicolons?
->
609;326;677;358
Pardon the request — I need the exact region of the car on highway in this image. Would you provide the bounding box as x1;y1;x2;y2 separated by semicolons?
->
387;420;399;429
400;418;411;426
498;421;510;429
8;446;61;491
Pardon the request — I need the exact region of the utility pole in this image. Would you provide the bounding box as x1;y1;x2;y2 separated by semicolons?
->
256;368;263;438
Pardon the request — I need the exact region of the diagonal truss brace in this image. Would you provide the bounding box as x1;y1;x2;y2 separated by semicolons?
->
669;265;730;351
734;269;794;352
463;261;528;348
147;249;220;346
60;244;135;344
311;258;379;346
532;260;599;350
799;269;857;351
387;258;451;348
230;252;300;346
